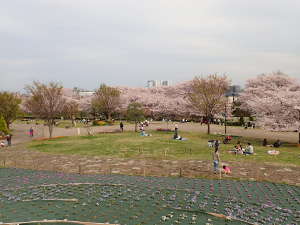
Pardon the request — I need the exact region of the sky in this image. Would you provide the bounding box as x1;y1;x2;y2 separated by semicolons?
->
0;0;300;92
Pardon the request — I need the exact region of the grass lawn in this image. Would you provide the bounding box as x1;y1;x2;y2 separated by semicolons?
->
27;131;300;166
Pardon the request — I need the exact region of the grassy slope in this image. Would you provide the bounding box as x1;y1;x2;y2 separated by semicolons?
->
27;131;300;166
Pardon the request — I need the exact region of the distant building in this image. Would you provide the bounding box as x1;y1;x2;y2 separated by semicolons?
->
225;85;242;102
147;80;157;88
161;80;170;86
79;91;95;97
72;87;95;98
146;80;170;88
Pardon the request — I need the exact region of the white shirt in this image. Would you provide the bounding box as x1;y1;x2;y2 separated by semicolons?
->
247;145;254;154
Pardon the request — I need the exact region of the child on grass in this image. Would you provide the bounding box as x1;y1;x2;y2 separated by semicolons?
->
222;165;231;174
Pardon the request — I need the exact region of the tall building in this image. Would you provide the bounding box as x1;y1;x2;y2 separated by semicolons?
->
161;80;170;86
225;85;242;115
146;80;170;88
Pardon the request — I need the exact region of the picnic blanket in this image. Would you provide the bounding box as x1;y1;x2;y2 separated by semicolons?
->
267;150;280;155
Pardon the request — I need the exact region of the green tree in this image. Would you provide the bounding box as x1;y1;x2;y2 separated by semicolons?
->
126;102;145;132
0;115;9;135
0;92;21;128
231;101;252;125
92;84;121;121
231;101;251;117
24;82;66;138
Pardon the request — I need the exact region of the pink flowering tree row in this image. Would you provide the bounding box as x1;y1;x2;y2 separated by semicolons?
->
118;81;199;119
240;72;300;143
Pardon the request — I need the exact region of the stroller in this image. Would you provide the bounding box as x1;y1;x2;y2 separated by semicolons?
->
223;136;232;144
208;140;219;147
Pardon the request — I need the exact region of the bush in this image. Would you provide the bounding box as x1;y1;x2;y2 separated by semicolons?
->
106;120;114;125
92;120;114;126
226;121;243;126
156;128;172;132
0;115;9;135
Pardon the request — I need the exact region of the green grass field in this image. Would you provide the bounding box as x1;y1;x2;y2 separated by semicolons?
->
27;131;300;166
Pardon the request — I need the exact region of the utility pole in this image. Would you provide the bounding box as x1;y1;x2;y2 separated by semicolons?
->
224;103;227;134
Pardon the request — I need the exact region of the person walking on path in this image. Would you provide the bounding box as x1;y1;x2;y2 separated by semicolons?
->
212;143;220;173
6;134;12;146
29;127;34;137
120;122;124;132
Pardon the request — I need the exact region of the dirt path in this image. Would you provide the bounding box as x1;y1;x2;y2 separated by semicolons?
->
10;122;300;143
1;149;300;186
1;122;299;186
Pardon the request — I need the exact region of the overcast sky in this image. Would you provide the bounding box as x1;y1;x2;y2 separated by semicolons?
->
0;0;300;91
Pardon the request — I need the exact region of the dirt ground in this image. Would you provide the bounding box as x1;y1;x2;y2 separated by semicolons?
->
1;122;300;186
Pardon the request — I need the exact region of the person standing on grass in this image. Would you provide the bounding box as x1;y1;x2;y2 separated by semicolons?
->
120;122;124;132
6;134;12;146
262;138;267;146
214;139;220;150
29;127;34;137
174;124;179;139
212;144;220;173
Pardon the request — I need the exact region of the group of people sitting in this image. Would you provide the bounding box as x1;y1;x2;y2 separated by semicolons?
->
230;142;254;155
263;138;281;148
140;124;151;136
0;134;12;148
0;141;5;147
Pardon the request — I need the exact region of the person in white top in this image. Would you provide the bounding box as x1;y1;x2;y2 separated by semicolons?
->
244;143;254;155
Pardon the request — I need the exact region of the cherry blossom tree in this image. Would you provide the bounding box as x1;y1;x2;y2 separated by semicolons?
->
67;80;224;124
240;72;300;143
118;82;196;120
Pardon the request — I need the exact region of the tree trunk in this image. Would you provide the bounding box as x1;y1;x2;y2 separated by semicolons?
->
135;121;137;132
71;115;75;127
298;131;300;144
107;112;111;121
207;122;211;134
48;120;54;138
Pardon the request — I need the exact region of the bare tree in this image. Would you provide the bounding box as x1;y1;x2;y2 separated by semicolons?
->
0;92;21;128
24;82;66;138
63;101;79;126
186;74;230;134
92;84;121;120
